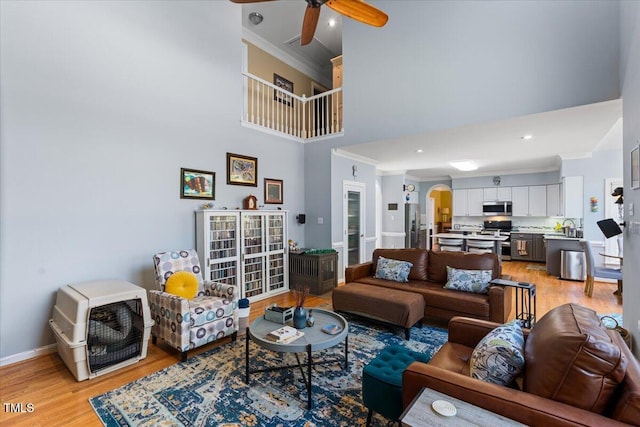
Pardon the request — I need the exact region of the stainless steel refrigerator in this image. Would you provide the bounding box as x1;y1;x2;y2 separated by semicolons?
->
405;203;421;248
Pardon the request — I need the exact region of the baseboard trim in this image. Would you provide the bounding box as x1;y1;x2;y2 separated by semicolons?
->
0;343;58;367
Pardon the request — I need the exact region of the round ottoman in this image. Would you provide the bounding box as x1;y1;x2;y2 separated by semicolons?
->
362;345;431;425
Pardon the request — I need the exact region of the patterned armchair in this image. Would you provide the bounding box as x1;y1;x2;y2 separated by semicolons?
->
149;250;238;361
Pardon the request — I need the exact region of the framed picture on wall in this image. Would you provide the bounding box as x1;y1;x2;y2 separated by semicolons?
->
227;153;258;186
273;73;293;106
264;178;283;204
632;145;640;189
181;168;215;200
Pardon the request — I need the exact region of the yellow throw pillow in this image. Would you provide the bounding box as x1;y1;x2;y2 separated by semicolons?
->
165;271;199;299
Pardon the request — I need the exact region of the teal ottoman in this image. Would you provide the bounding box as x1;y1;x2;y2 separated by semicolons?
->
362;345;431;426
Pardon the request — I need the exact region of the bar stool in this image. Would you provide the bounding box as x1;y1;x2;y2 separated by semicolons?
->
467;240;494;254
438;237;464;252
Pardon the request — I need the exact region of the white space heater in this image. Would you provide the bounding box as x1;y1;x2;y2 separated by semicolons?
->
49;280;154;381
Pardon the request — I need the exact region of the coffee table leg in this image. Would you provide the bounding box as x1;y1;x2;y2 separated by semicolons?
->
307;344;312;410
344;335;349;370
245;327;250;384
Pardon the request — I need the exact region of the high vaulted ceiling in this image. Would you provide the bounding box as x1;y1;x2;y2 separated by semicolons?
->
240;1;623;181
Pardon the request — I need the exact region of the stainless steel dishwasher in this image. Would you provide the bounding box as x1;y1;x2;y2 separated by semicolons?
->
560;250;586;281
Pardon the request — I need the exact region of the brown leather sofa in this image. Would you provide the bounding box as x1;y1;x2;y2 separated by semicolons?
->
339;248;513;324
403;304;640;426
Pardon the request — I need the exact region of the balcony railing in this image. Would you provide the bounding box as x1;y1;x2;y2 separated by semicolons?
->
241;72;343;142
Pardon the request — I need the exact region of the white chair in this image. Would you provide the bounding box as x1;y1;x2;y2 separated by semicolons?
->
466;240;494;254
438;238;464;252
580;240;622;299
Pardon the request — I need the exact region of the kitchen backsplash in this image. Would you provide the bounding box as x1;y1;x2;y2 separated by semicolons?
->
452;216;579;231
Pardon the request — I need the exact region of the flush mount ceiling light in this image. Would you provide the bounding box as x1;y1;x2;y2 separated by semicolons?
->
248;12;263;25
450;160;478;171
416;149;423;153
521;134;533;140
328;18;336;27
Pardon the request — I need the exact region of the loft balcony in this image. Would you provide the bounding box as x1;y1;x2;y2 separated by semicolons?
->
241;72;343;142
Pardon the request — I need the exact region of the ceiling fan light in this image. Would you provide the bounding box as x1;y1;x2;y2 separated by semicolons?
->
328;18;336;27
450;160;478;171
248;12;263;26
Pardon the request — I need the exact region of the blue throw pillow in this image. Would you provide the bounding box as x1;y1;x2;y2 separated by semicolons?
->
373;256;413;283
470;320;525;386
443;266;492;294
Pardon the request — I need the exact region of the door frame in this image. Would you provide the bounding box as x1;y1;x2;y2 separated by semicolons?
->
343;180;366;266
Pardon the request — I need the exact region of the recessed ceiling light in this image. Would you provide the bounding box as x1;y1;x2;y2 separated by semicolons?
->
450;161;478;171
416;149;423;153
328;19;336;27
521;134;533;140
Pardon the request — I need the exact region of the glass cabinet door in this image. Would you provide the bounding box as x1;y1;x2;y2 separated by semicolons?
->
347;191;361;266
206;214;239;286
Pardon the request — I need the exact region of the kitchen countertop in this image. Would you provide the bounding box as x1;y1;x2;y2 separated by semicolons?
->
543;234;582;241
433;233;508;241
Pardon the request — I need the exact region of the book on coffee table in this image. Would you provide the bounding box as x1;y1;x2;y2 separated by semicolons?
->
321;324;342;335
265;325;304;343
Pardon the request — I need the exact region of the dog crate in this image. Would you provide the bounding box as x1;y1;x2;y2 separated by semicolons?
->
49;280;153;381
289;251;338;295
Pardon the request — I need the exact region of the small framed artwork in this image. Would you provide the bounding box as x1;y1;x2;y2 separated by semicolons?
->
264;178;283;204
632;145;640;189
227;153;258;186
273;73;293;106
181;168;215;200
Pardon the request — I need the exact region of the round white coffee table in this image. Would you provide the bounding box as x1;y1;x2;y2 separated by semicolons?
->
245;308;349;409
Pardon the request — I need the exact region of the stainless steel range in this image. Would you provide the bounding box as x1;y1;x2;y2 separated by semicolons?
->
481;220;512;260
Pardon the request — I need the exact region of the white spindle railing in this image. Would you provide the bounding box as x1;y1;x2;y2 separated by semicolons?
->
242;72;343;142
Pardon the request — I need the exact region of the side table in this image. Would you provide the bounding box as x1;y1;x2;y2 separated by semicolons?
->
490;278;536;328
289;250;338;295
400;387;526;427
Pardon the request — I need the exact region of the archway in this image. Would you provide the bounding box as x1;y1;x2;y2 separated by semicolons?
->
424;184;453;249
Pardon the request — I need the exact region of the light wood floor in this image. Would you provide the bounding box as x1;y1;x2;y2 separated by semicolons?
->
0;261;621;426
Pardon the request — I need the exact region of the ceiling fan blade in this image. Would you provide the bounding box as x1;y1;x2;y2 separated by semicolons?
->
301;5;321;46
229;0;277;3
325;0;388;27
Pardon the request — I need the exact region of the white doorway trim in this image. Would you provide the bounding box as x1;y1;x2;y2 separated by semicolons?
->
424;184;453;250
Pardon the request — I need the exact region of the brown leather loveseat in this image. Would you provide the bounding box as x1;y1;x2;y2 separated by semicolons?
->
403;303;640;426
339;248;513;324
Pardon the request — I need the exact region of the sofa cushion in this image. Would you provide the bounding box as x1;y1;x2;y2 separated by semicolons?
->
470;320;525;386
374;256;413;283
524;303;627;414
427;251;500;284
373;249;428;281
444;266;492;294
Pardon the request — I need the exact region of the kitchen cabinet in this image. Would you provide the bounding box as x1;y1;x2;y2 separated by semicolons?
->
532;234;546;262
483;187;512;202
453;188;484;216
195;210;288;301
563;176;583;219
512;185;547;217
511;233;533;261
546;183;562;216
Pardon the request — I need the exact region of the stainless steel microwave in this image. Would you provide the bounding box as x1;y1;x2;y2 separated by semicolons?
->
482;201;512;216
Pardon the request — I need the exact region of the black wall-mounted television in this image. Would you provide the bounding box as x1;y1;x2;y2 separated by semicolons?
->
597;218;623;238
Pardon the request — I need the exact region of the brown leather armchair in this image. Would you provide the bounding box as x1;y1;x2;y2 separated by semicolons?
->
403;304;640;426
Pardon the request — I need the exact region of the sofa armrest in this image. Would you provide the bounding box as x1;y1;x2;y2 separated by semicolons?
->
402;363;630;427
345;261;374;283
488;283;513;323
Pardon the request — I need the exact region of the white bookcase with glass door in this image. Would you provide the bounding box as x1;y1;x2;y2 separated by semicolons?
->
195;210;288;301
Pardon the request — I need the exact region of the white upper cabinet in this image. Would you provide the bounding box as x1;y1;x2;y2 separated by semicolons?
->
483;187;512;201
513;185;547;216
453;188;484;216
546;184;562;217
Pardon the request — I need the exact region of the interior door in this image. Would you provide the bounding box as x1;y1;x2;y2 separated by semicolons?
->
344;181;365;267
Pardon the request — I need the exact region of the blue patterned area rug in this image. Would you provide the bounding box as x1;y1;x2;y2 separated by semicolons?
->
90;318;447;427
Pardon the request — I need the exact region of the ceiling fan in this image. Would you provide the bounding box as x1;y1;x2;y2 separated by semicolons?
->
231;0;389;46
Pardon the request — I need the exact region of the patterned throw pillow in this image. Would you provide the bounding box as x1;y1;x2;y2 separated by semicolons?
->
443;266;492;293
373;256;413;283
470;320;525;386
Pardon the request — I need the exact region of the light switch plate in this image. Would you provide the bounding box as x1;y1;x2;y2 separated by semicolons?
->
317;217;323;225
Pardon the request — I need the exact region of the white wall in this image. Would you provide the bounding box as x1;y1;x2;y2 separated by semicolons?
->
0;1;305;360
620;0;640;358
